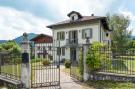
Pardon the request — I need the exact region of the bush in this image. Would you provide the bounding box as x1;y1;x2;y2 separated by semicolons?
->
31;58;42;63
14;57;21;64
86;42;108;72
42;60;50;66
64;60;71;68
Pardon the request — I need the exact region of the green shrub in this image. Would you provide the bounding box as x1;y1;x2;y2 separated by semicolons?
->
64;60;71;68
31;58;42;63
14;57;21;64
42;60;50;66
86;42;109;72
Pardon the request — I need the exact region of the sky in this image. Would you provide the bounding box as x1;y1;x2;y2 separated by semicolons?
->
0;0;135;40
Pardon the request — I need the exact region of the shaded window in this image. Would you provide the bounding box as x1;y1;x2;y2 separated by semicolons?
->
57;47;61;55
72;16;74;21
62;47;65;56
82;28;93;39
48;46;52;50
43;46;46;50
57;32;65;40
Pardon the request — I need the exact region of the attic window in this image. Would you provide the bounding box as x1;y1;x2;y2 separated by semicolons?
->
68;11;82;21
72;16;75;21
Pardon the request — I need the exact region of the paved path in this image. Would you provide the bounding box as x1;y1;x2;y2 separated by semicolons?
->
60;70;83;89
60;66;91;89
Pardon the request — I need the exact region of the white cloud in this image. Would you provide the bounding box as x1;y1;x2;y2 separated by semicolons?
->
43;0;116;20
0;7;52;40
119;10;135;21
119;10;135;35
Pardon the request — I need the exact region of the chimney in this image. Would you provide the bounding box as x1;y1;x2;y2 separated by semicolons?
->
91;14;94;16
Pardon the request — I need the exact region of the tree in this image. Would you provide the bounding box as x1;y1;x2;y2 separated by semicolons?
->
107;14;131;49
128;40;135;48
0;41;21;56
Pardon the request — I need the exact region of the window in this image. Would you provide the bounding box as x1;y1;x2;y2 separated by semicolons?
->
106;33;109;37
72;16;74;21
37;46;40;50
57;47;65;56
62;47;65;56
82;28;92;39
43;46;46;51
48;46;52;50
57;47;61;55
57;32;65;40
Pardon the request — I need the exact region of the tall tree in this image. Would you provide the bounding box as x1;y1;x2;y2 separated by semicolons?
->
107;14;131;49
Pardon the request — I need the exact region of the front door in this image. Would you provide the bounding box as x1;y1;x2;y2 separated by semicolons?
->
70;48;76;62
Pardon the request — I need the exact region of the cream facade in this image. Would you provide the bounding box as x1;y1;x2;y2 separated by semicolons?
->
47;11;111;62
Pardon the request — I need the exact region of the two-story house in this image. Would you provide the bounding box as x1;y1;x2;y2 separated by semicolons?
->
47;11;111;62
31;34;53;60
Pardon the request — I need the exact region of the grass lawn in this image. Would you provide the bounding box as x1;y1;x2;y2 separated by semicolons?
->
71;66;83;77
103;57;135;75
1;64;21;79
86;80;135;89
61;66;135;89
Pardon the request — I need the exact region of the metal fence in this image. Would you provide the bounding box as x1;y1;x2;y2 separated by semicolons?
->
70;47;83;81
0;52;21;81
31;41;61;89
88;46;135;81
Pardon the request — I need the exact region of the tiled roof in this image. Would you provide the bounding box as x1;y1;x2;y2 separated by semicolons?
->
47;16;106;28
30;34;52;41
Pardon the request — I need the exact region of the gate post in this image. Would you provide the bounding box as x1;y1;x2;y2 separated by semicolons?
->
21;33;30;89
83;38;90;81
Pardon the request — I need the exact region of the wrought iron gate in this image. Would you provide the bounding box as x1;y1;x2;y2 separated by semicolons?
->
70;47;83;81
31;41;61;89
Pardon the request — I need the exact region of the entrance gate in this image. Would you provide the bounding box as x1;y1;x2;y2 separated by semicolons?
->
31;41;61;89
70;47;83;81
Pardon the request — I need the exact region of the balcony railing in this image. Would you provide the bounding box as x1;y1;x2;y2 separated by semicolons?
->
66;38;78;45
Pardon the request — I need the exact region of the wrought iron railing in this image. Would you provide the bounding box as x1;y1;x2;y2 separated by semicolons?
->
88;46;135;75
66;38;78;45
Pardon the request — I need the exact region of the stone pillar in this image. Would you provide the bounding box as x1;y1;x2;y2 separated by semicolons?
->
83;38;90;81
21;33;30;89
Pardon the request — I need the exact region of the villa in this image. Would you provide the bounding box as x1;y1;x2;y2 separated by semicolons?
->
47;11;111;61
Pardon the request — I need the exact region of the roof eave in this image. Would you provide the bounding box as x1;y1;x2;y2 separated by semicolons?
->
47;18;105;29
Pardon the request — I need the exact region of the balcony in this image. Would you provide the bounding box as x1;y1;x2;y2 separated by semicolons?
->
66;38;78;45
